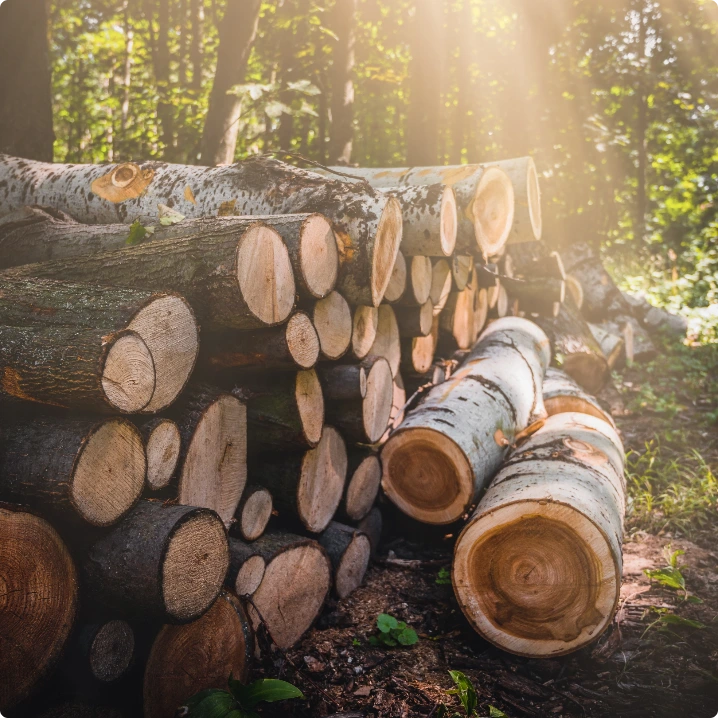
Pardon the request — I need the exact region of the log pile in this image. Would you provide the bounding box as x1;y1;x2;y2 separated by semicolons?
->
0;152;630;715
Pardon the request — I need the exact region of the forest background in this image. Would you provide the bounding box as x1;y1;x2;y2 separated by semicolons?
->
2;0;718;338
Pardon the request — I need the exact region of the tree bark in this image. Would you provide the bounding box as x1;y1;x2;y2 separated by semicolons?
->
319;521;370;599
200;0;262;165
588;322;625;369
543;367;615;427
381;318;550;525
0;0;54;161
453;413;625;658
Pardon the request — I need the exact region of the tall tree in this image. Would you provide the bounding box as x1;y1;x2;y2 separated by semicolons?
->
200;0;262;166
0;0;54;161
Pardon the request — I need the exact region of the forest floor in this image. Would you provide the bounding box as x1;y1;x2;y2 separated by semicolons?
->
257;336;718;718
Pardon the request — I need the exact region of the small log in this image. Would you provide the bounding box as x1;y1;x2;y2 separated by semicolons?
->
384;372;407;439
318;362;367;401
368;304;401;377
488;282;509;318
398;255;432;306
311;291;352;360
453;413;625;657
351;305;379;360
144;590;253;718
0;416;146;527
430;258;452;315
451;254;473;291
400;316;438;376
440;284;475;350
503;275;565;317
199;311;320;371
493;156;542;244
0;276;198;414
319;521;371;599
588;322;625;369
342;449;382;522
250;426;347;533
137;418;181;490
543;367;614;427
382;318;551;524
470;273;489;341
84;500;229;624
235;484;273;542
394;299;433;337
403;361;448;397
383;250;407;303
227;538;267;597
168;385;247;527
507;244;564;279
357;506;383;559
0;507;78;711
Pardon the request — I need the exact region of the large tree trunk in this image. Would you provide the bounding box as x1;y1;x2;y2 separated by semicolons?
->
0;416;146;527
0;156;402;306
84;500;229;624
0;507;78;712
319;521;370;599
453;413;625;658
381;318;550;525
154;0;175;156
199;0;262;165
0;0;54;161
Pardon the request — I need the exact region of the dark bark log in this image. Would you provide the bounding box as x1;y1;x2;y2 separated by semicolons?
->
317;362;367;402
84;501;229;624
319;521;370;599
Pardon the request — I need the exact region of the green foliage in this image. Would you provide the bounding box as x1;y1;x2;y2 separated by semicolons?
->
436;671;507;718
435;567;452;585
125;219;148;246
181;676;303;718
643;606;706;636
368;613;418;648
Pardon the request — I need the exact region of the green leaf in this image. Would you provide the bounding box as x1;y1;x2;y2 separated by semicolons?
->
489;707;508;718
184;689;227;710
377;613;399;633
657;613;705;629
184;690;236;718
233;679;304;710
157;203;185;226
397;627;418;646
644;566;686;591
125;219;147;246
436;567;452;585
448;671;477;716
352;638;361;646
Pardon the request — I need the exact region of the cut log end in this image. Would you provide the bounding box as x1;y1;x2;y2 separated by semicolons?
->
352;305;379;360
369;304;401;377
300;214;339;298
363;357;394;444
453;503;618;657
345;455;382;522
89;620;135;683
451;255;473;291
313;291;352;360
381;427;472;525
526;158;543;240
296;369;325;447
101;332;155;413
162;509;229;623
235;554;266;596
286;312;320;369
236;223;296;326
473;167;515;256
372;196;404;306
544;395;613;426
440;186;459;256
431;259;452;315
71;419;146;527
239;488;273;542
384;250;407;303
409;255;433;305
145;419;181;490
336;533;371;599
298;426;348;533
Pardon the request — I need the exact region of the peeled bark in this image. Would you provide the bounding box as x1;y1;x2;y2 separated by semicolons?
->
543;367;614;427
453;413;625;658
383;250;407;303
310;291;352;360
341;449;382;522
0;507;78;711
137;418;182;490
0;416;146;527
0;276;198;414
249;426;347;533
319;521;371;599
493;157;542;244
367;304;401;377
235;484;273;542
381;318;550;524
144;591;253;718
84;500;229;624
0;155;403;306
351;305;379;360
3;216;296;332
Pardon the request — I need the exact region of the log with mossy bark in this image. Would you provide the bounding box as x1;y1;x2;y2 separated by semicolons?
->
381;318;551;525
0;155;403;306
542;367;615;427
319;521;371;599
0;276;198;414
453;412;625;658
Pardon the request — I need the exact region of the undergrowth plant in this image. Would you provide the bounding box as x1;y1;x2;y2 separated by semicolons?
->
368;613;418;647
436;671;507;718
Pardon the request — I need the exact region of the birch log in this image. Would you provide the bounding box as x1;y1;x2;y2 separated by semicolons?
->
453;413;625;657
543;367;615;427
381;318;550;524
492;157;542;244
0;155;403;306
589;322;626;369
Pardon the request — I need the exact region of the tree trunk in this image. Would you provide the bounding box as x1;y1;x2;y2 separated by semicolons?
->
351;305;379;361
136;417;182;490
249;426;347;534
84;500;229;624
0;416;146;527
341;449;381;522
0;507;78;712
235;484;273;542
154;0;175;156
190;0;204;93
0;0;54;161
200;0;262;165
381;318;550;525
542;367;614;427
319;521;370;599
453;413;625;658
144;590;253;718
309;291;352;360
0;156;402;307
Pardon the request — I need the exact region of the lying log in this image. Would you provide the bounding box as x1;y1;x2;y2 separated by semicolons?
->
144;590;253;718
506;245;564;280
383;250;407;303
137;418;182;490
0;507;78;711
319;521;371;599
388;372;407;431
250;426;347;533
403;361;449;397
588;322;625;369
453;412;625;657
471;274;489;341
199;311;320;372
502;275;565;318
168;385;247;527
351;305;379;360
357;506;383;559
318;362;368;402
430;258;452;315
643;305;689;338
381;318;550;524
398;255;432;306
0;155;403;306
0;276;198;413
451;254;473;291
84;501;229;624
534;302;610;394
488;282;509;318
395;299;434;337
328;163;515;256
4;217;296;331
324;357;394;444
235;484;273;542
310;291;352;360
492;156;542;243
342;449;382;522
227;538;267;597
543;367;614;427
0;416;146;527
368;304;401;377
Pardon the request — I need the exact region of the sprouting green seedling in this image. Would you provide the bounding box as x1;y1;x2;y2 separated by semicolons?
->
436;567;452;585
644;547;702;602
436;670;507;717
180;675;303;718
642;606;706;637
367;613;418;648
